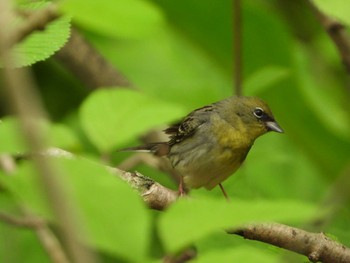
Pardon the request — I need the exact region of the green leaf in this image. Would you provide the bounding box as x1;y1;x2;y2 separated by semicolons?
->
158;197;316;252
61;158;151;262
79;89;186;152
8;2;71;67
0;117;80;154
313;0;350;26
1;157;151;262
60;0;164;39
243;66;290;96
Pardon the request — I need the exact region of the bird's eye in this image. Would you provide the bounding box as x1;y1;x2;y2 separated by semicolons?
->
253;107;264;118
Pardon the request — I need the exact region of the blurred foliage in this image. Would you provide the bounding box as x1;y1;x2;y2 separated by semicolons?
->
0;1;71;67
1;0;350;262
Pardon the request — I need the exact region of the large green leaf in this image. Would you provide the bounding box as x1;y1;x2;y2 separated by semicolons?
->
8;2;71;67
0;157;151;262
60;0;164;39
158;197;316;252
79;89;186;152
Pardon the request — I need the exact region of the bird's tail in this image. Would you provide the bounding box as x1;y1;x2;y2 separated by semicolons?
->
119;142;170;157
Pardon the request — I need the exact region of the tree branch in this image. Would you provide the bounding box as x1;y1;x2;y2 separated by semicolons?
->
33;148;350;262
0;211;43;228
0;211;70;263
231;223;350;263
309;0;350;73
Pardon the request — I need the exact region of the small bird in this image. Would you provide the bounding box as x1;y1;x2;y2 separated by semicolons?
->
122;96;283;198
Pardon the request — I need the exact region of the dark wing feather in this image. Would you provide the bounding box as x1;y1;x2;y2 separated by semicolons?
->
120;104;215;157
164;104;215;146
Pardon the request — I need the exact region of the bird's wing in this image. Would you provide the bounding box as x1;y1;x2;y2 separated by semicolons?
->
165;104;214;146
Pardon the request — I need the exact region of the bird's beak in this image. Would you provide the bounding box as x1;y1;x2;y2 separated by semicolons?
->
265;121;284;133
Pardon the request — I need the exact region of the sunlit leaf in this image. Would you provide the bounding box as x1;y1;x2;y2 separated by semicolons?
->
6;1;71;67
60;0;164;38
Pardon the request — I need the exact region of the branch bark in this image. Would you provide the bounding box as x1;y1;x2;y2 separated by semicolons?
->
231;223;350;263
0;212;70;263
309;0;350;74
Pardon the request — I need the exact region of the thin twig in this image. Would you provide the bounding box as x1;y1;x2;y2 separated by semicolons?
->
35;223;71;263
0;211;70;263
309;0;350;74
0;212;43;228
233;0;242;95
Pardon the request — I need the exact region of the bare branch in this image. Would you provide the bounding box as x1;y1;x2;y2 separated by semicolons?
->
231;223;350;263
309;0;350;73
0;212;43;228
35;224;71;263
0;211;70;263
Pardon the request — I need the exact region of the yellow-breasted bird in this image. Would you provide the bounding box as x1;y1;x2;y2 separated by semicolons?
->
122;96;283;198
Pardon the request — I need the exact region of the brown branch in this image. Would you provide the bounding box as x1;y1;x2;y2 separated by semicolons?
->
0;211;43;228
309;0;350;73
111;168;178;210
35;223;71;263
0;211;70;263
231;223;350;263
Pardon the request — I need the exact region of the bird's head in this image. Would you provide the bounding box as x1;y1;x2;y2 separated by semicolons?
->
220;96;283;140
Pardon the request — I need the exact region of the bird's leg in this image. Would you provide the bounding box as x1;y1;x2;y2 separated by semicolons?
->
219;183;230;202
178;176;186;197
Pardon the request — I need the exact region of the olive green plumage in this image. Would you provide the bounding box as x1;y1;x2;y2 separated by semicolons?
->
123;96;283;191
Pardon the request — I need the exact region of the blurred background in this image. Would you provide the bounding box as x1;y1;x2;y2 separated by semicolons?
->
1;0;350;262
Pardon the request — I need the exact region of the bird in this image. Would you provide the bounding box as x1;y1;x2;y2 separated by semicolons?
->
121;96;283;198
